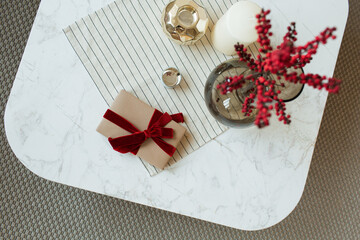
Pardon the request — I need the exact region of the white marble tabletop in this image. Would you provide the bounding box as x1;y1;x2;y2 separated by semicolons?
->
4;0;348;231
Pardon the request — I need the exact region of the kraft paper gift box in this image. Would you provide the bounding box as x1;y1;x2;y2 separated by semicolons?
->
97;90;186;169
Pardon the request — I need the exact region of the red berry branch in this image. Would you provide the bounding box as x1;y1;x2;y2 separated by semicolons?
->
217;9;341;128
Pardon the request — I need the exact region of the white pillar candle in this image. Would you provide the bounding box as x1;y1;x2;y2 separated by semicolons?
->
211;1;261;56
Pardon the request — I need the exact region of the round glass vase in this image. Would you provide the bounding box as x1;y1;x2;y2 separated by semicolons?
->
204;59;304;128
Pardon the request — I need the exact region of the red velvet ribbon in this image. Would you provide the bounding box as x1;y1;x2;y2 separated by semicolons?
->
103;109;184;157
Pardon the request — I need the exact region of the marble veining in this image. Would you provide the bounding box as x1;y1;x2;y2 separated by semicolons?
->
4;0;348;230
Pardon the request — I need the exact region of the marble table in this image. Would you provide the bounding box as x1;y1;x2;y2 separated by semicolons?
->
4;0;348;231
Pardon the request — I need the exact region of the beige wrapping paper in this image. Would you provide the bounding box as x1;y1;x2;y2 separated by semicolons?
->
97;90;186;169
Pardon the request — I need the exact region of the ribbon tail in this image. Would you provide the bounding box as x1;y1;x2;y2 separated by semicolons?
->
152;138;176;157
170;113;184;123
129;147;140;155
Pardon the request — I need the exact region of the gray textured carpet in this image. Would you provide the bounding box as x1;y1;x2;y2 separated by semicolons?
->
1;0;359;239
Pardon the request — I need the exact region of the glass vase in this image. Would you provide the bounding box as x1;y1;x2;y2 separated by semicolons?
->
204;59;304;128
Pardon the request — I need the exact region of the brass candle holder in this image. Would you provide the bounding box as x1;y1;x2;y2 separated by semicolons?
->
161;0;209;45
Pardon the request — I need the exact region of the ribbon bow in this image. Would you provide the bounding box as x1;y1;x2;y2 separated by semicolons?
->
103;109;184;157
